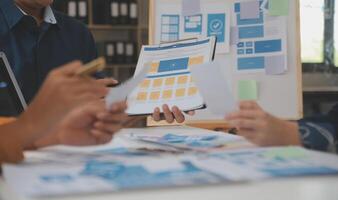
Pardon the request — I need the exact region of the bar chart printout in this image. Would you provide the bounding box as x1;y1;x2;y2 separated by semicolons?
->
127;37;216;115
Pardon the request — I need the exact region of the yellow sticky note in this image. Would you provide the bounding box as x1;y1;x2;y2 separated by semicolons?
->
238;80;258;100
153;79;163;87
188;87;198;96
175;88;186;97
177;76;188;84
165;77;176;86
150;91;161;100
162;90;173;99
137;92;148;101
269;0;289;16
140;80;151;88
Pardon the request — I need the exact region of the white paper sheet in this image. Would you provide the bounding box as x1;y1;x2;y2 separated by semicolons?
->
105;65;150;110
190;61;238;116
126;37;216;115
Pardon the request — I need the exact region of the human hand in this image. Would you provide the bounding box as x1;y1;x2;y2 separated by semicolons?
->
35;101;128;147
225;101;301;146
18;61;108;147
152;104;195;123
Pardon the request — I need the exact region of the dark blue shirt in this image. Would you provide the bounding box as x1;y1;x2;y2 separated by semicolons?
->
298;104;338;154
0;0;97;103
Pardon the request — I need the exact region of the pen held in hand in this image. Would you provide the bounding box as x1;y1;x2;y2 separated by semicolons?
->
76;57;106;77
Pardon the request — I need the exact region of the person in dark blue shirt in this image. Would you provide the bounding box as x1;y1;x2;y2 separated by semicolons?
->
0;0;97;103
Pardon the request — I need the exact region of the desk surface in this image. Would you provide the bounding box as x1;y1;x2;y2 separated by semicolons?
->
1;176;338;200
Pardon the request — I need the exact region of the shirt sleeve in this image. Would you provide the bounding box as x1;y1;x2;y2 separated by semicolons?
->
297;105;338;153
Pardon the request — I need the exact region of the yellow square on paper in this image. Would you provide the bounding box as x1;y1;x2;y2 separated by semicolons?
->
153;79;163;87
162;90;173;99
149;62;159;73
140;80;151;88
177;76;188;84
188;87;198;96
188;56;204;66
137;92;148;101
165;77;176;86
175;88;186;97
150;91;161;100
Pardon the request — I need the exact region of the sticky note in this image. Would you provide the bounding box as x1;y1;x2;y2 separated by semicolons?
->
269;0;289;16
182;0;201;17
238;80;258;100
175;88;186;97
149;62;159;73
263;147;307;159
265;55;287;75
163;90;173;99
240;1;260;19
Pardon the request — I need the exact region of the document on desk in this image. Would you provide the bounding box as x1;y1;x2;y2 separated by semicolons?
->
126;37;216;115
3;127;338;198
190;60;238;116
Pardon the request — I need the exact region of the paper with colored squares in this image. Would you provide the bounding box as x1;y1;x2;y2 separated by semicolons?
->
127;37;216;115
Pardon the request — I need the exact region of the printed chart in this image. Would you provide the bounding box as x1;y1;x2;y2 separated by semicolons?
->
127;38;216;115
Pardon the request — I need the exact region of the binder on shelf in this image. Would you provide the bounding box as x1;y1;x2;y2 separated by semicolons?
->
52;0;68;13
110;0;120;25
129;0;138;25
77;0;88;24
119;0;129;24
93;0;109;24
125;42;137;64
67;0;77;18
116;42;125;64
105;42;116;64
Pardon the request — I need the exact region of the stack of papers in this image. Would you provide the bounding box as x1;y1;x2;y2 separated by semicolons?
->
3;127;338;198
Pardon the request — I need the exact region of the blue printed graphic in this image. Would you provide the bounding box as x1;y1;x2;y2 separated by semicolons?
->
184;15;202;33
41;174;73;183
80;160;224;189
238;57;265;70
158;58;189;73
239;26;264;39
207;13;226;43
254;39;282;53
161;15;180;42
234;1;264;13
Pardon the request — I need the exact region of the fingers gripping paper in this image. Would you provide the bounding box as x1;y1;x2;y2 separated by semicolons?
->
190;61;238;116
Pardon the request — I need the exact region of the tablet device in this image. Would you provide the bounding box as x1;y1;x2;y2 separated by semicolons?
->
0;52;27;116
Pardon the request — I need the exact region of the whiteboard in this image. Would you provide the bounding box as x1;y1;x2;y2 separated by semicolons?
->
148;0;303;123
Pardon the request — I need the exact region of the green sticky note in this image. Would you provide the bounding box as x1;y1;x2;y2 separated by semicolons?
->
269;0;289;16
263;147;307;159
238;80;258;100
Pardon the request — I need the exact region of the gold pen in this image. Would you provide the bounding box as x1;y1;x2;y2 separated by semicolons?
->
76;57;106;76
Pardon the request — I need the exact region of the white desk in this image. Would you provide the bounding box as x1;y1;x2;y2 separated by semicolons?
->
1;176;338;200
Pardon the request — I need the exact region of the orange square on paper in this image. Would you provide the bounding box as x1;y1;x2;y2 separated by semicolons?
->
165;77;176;86
140;79;151;88
137;92;148;101
175;88;186;97
150;91;161;100
153;79;163;87
149;62;159;73
162;90;173;99
188;56;204;66
177;76;188;84
188;87;198;96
